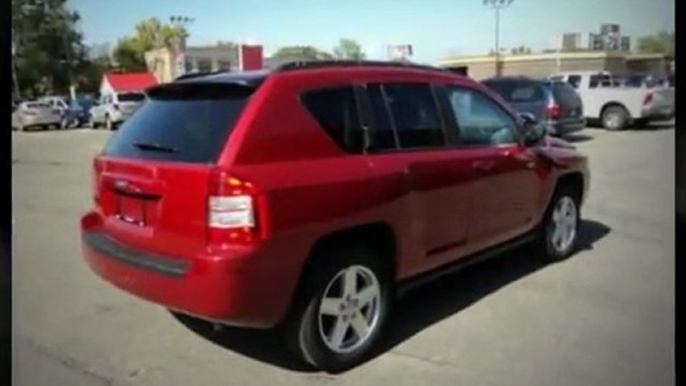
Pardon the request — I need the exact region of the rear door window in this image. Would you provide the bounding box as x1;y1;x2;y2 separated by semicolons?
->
104;83;256;164
301;86;364;153
366;84;398;151
567;75;582;88
383;83;446;149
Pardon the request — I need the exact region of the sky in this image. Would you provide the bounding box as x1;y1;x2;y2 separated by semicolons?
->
71;0;674;64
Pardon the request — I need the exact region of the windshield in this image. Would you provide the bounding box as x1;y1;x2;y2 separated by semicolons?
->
482;80;545;103
117;92;146;102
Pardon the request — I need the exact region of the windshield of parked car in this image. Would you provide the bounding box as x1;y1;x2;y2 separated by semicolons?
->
483;80;546;103
117;92;146;102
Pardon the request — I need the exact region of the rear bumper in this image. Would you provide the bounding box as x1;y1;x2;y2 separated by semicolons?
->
545;119;586;136
641;106;675;121
80;212;305;328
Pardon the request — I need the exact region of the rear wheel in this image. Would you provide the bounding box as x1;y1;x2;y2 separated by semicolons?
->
284;244;391;373
602;106;630;131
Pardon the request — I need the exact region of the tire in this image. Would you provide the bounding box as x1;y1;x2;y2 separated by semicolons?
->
602;106;630;131
90;117;98;129
283;244;392;373
536;184;581;262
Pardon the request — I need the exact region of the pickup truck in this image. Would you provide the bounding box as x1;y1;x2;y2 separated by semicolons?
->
548;71;674;130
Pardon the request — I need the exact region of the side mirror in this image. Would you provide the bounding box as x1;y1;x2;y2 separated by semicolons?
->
519;112;546;146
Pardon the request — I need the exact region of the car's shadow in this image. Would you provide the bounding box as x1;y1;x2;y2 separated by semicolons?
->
563;134;594;143
172;219;611;373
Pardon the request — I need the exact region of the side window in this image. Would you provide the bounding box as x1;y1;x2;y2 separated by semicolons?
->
445;86;519;146
567;75;581;89
301;86;364;153
367;84;398;151
383;83;446;149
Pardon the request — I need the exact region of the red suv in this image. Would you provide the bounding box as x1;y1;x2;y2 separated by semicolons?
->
81;61;589;372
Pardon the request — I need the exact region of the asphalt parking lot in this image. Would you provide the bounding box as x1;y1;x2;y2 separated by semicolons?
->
12;124;675;386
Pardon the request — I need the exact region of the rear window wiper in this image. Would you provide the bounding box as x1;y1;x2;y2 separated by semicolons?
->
132;141;179;153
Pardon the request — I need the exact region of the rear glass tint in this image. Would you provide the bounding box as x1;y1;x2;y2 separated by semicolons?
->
551;82;580;104
118;92;146;102
104;83;256;164
483;81;545;103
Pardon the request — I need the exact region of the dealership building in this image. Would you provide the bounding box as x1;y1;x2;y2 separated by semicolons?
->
438;51;673;81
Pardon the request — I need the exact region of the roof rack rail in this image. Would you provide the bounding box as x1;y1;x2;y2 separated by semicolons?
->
174;70;231;81
275;60;450;73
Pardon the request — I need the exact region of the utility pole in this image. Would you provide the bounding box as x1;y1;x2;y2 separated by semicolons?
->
483;0;514;77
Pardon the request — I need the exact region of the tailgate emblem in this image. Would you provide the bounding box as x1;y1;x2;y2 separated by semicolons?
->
114;180;129;190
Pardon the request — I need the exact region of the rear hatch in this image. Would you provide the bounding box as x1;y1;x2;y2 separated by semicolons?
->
24;102;61;120
549;82;583;123
116;92;147;116
93;82;259;258
482;79;548;121
647;87;675;113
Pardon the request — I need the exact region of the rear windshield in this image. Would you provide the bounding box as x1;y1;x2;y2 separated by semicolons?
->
117;92;146;102
104;83;256;164
550;82;579;104
25;103;49;109
483;81;545;103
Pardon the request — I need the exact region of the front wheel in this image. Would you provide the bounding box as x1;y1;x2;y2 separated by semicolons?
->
537;186;581;262
284;245;391;373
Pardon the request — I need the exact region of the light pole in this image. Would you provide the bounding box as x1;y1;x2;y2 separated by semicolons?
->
169;16;194;78
483;0;514;77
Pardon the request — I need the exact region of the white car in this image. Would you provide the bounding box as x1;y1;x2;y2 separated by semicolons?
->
548;71;674;130
90;91;147;130
12;101;62;131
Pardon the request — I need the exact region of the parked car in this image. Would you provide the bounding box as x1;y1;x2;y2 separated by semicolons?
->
90;91;147;130
548;71;675;130
482;76;585;137
80;61;590;372
11;101;62;131
61;97;96;128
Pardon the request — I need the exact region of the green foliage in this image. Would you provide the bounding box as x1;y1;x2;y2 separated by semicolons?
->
636;31;674;56
12;0;89;96
333;38;366;60
272;45;333;61
113;18;188;71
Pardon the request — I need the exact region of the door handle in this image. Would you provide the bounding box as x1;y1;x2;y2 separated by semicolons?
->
471;160;495;173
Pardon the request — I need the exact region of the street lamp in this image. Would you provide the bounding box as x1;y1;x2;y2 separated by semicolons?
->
169;16;194;78
483;0;514;77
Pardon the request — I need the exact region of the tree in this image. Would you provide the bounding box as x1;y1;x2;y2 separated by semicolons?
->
510;45;532;55
113;17;188;71
333;38;366;60
12;0;89;96
636;31;674;56
272;45;333;61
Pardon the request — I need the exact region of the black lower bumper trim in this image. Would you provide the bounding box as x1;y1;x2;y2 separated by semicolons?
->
83;232;189;277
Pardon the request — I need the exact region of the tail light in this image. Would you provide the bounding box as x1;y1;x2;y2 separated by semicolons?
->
92;158;103;209
208;169;259;245
113;104;120;111
643;93;654;106
545;102;561;120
